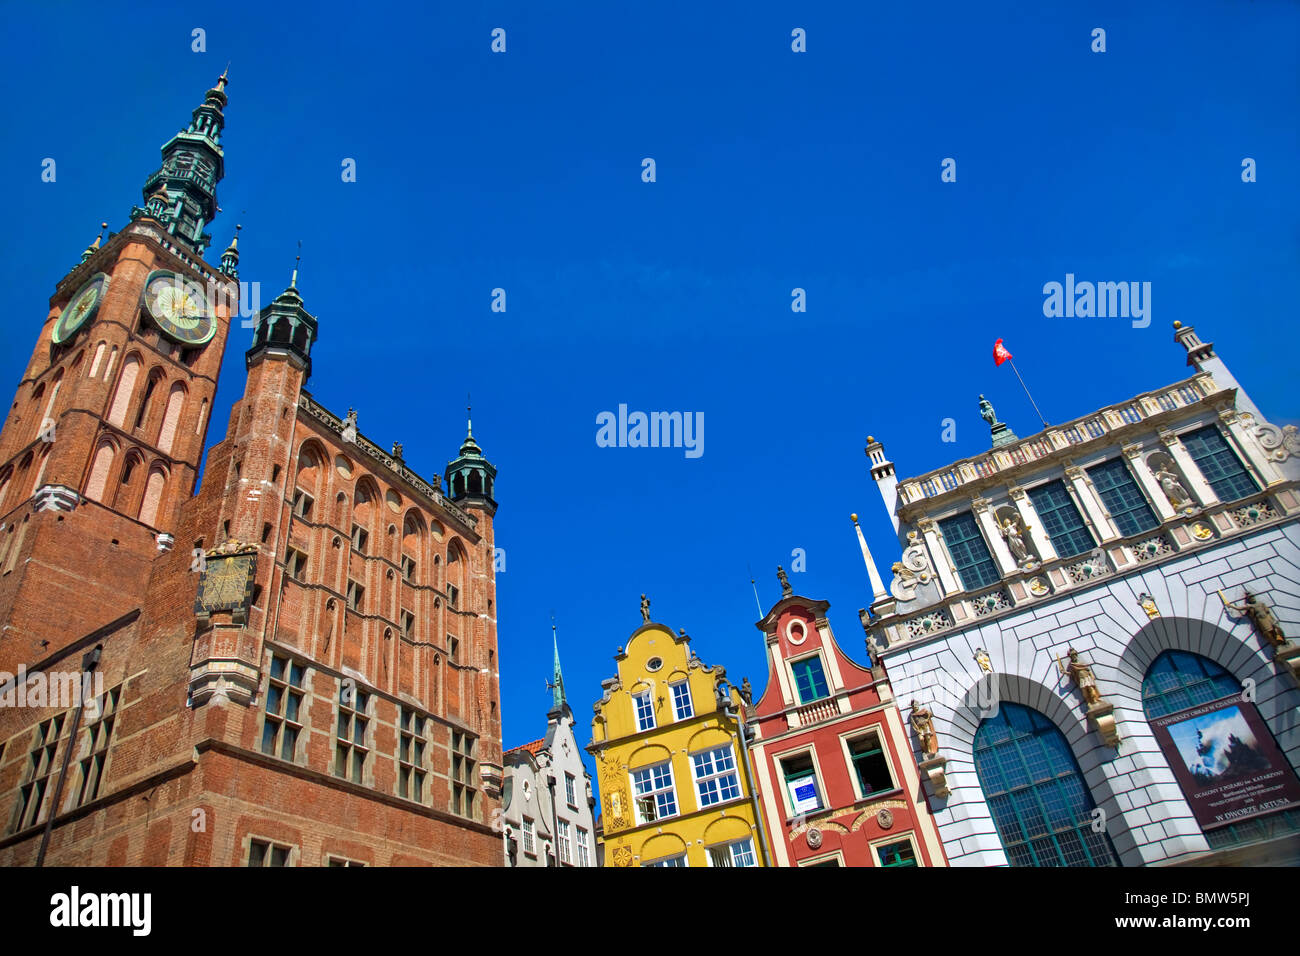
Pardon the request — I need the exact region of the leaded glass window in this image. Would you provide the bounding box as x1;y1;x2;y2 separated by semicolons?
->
1088;459;1158;537
1028;481;1095;559
974;703;1118;866
1181;426;1259;503
939;511;1001;590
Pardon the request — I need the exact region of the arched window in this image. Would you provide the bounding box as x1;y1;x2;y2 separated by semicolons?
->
1142;651;1240;718
134;368;165;430
1142;650;1300;850
974;702;1118;866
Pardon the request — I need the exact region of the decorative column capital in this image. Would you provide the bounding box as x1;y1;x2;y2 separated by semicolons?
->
1157;427;1180;448
1063;465;1085;482
971;496;992;514
1007;485;1026;501
1121;442;1144;460
1218;408;1240;426
915;517;937;535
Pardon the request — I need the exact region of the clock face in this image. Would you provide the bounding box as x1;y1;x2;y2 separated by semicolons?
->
143;270;217;346
53;274;109;344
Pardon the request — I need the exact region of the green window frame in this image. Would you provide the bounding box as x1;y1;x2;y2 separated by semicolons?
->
1087;458;1158;537
1181;426;1260;503
791;656;829;703
938;511;1001;590
1028;481;1095;559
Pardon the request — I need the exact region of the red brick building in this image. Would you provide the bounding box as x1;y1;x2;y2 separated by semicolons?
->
748;569;947;867
0;74;504;866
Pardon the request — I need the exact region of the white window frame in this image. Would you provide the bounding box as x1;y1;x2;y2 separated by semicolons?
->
631;761;678;824
521;817;535;855
691;744;742;808
778;745;825;819
642;853;687;867
671;680;693;721
633;689;656;731
557;819;572;865
564;771;577;807
576;826;591;867
706;837;757;868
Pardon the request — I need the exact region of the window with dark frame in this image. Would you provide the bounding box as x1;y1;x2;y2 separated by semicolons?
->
848;732;895;798
1088;458;1159;537
291;488;313;520
247;838;292;867
76;685;122;807
1028;480;1096;559
397;706;427;803
451;731;478;820
938;511;1002;590
14;713;67;832
1181;426;1261;503
261;655;306;762
335;684;369;784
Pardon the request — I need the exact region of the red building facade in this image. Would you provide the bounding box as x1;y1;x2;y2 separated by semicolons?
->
748;573;947;867
0;75;504;866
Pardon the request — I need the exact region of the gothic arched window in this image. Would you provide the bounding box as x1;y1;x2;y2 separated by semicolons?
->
974;702;1118;866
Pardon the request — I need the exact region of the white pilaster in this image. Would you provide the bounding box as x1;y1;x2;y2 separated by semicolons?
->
1159;428;1218;507
1123;442;1176;522
916;517;962;595
1218;409;1281;488
1064;464;1117;542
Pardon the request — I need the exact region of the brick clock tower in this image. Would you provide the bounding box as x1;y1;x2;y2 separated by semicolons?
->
0;75;505;866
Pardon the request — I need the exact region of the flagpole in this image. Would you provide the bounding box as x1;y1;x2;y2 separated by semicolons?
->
1008;359;1049;429
747;564;763;618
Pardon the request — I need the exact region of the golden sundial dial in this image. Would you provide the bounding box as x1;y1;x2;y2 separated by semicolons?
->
143;270;217;346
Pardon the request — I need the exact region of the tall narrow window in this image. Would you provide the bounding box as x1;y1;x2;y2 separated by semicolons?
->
791;656;829;704
1181;426;1260;503
15;714;67;831
974;702;1117;866
938;511;1001;590
397;707;427;802
262;654;306;762
1028;481;1095;559
557;819;572;864
576;827;591;866
335;685;369;784
1088;459;1158;537
564;772;577;807
633;690;655;731
522;818;536;854
451;731;478;819
671;681;693;720
76;686;121;807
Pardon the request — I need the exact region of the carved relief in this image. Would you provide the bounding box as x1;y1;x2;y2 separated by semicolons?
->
889;532;932;601
1250;417;1300;463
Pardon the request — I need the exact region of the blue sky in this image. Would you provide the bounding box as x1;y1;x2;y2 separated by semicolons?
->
1;2;1296;772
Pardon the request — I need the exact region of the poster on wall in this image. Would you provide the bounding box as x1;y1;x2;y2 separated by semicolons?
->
1150;694;1300;830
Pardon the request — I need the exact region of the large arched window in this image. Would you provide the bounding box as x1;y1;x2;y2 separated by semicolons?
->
974;702;1118;866
1142;650;1300;851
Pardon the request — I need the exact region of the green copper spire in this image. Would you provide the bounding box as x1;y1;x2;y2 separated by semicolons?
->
550;621;567;712
445;397;497;506
246;245;319;380
130;70;229;256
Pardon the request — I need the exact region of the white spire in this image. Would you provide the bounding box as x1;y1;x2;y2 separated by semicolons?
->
852;513;888;602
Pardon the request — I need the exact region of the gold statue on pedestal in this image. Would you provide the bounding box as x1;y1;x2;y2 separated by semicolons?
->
1222;591;1287;647
1057;647;1102;705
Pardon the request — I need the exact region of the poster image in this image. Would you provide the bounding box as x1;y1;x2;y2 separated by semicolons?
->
1151;695;1300;831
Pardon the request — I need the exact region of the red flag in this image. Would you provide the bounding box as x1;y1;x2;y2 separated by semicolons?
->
993;338;1013;366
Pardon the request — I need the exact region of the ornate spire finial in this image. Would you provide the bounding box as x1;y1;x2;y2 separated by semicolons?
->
80;221;108;262
220;222;241;278
290;240;301;289
548;615;567;711
466;391;473;438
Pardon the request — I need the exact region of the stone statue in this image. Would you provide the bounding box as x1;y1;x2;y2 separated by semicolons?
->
908;700;939;756
740;677;753;706
777;565;792;596
1225;591;1287;647
974;647;992;674
1154;464;1193;511
866;633;885;664
979;395;996;427
640;594;650;624
391;441;404;459
1058;647;1102;705
342;408;358;444
1000;515;1030;563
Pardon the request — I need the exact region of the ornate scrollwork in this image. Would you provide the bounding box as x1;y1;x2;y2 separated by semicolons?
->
889;532;932;600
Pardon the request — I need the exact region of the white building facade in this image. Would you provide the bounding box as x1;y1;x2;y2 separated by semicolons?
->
858;322;1300;867
501;638;597;867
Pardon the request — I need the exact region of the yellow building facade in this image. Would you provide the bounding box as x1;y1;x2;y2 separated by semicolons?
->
588;619;768;867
